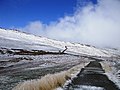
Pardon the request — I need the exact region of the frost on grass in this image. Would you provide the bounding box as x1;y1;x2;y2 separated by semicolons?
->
12;63;87;90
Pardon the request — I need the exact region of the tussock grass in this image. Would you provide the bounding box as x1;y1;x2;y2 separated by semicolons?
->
13;62;88;90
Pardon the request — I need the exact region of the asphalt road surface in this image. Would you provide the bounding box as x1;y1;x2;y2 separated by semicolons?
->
64;61;119;90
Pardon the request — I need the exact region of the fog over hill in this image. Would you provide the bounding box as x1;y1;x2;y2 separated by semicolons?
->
19;0;120;48
0;28;117;57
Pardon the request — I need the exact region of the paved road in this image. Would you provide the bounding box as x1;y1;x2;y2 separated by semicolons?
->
64;61;119;90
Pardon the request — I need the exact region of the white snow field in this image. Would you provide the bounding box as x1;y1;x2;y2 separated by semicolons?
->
0;28;120;90
0;28;116;57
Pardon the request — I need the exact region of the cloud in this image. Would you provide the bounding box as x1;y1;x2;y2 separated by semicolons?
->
20;0;120;48
20;21;46;36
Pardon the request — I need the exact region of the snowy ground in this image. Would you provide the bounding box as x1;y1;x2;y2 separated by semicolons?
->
56;59;120;90
0;54;120;90
0;28;116;57
0;54;90;90
0;28;120;90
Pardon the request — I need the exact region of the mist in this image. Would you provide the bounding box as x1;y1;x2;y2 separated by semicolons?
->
20;0;120;48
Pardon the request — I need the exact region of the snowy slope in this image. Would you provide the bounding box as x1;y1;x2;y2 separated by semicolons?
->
0;28;117;57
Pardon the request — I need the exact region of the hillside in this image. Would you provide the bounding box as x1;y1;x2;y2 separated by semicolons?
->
0;28;118;57
0;28;120;90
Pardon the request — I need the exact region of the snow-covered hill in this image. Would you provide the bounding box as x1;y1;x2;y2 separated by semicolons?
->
0;28;120;90
0;28;119;57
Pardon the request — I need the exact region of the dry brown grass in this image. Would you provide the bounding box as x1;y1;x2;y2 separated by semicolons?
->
12;62;88;90
13;71;70;90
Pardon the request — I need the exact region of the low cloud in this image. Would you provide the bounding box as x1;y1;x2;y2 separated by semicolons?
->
20;0;120;48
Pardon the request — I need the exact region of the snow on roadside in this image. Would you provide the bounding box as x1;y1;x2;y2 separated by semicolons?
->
101;61;120;89
12;62;89;90
55;62;89;90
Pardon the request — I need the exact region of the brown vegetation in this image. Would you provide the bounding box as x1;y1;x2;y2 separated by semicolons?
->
12;64;87;90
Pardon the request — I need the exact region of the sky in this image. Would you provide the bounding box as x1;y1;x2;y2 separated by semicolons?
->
0;0;77;27
0;0;97;27
0;0;120;48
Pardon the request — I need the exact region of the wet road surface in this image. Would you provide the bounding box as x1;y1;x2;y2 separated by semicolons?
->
64;61;119;90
